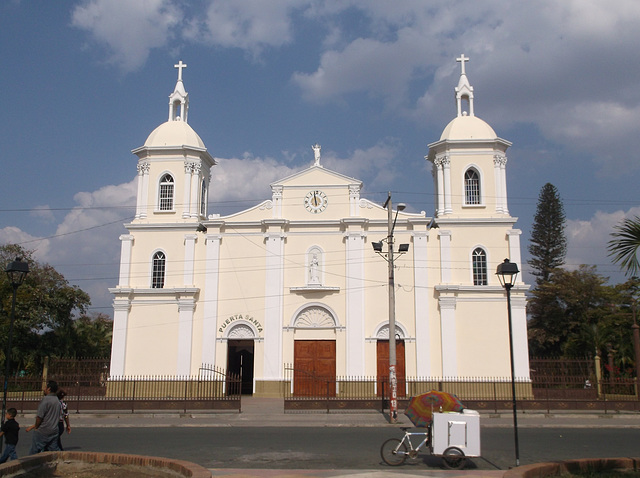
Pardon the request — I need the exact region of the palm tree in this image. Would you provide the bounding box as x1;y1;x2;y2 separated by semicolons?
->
608;216;640;276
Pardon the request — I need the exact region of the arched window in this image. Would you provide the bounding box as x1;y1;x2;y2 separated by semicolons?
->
152;251;166;288
200;179;207;217
472;247;487;285
159;174;174;211
464;168;480;205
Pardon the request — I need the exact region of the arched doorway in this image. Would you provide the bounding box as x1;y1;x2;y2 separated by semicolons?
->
291;305;338;396
226;324;256;395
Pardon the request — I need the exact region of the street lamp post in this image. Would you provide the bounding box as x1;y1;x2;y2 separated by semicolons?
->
496;258;520;467
2;258;29;452
372;192;409;424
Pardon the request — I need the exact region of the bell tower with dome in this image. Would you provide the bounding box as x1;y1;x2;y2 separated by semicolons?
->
130;61;216;224
427;54;511;219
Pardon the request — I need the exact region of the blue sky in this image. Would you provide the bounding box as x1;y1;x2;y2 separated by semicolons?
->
1;0;639;315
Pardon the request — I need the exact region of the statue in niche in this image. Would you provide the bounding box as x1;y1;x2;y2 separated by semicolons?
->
309;254;320;284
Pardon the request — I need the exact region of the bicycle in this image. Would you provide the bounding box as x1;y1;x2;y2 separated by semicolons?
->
380;426;467;469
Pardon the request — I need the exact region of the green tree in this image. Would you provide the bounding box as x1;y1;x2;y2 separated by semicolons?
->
0;244;98;375
528;265;613;357
608;216;640;276
528;183;567;285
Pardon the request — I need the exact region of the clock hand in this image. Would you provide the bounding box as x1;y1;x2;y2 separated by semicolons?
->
313;192;319;206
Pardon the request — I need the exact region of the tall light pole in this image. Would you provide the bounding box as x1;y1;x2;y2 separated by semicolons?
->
372;192;409;423
496;258;520;467
2;258;29;452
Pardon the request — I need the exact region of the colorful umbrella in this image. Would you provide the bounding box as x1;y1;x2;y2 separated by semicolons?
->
404;390;464;427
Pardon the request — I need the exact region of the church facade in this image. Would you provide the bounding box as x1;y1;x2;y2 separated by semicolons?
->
109;57;530;396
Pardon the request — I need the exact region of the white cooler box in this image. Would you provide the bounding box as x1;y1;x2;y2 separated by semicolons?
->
431;409;481;457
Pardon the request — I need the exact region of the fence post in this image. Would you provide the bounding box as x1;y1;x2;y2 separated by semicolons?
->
131;378;136;414
381;380;385;414
184;379;188;414
75;378;80;415
326;380;330;414
546;384;550;415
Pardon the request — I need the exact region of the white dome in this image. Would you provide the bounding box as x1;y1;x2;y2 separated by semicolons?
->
440;115;496;141
144;120;206;148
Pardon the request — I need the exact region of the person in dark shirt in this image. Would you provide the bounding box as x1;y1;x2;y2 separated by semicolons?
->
0;408;20;463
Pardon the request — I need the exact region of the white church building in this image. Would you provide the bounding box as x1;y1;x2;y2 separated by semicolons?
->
109;57;530;397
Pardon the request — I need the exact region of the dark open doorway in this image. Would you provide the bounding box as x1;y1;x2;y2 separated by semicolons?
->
227;340;254;395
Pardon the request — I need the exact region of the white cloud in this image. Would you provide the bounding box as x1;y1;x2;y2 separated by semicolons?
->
1;180;137;315
0;227;51;262
210;153;304;214
184;0;305;58
565;206;640;283
71;0;182;72
30;205;56;223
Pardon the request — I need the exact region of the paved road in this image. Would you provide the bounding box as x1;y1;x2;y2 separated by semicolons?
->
13;426;640;471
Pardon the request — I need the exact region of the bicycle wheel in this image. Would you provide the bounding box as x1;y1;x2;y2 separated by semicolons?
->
442;446;466;470
380;438;408;466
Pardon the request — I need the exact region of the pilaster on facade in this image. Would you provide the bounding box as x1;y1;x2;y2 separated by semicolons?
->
189;162;202;218
271;186;283;218
493;154;508;214
348;184;361;217
182;161;195;218
108;293;133;377
507;229;523;278
438;295;458;377
510;293;529;379
177;296;196;375
183;234;197;287
202;233;222;366
118;235;135;287
263;221;286;380
344;225;366;376
438;230;452;283
135;161;150;219
412;230;431;376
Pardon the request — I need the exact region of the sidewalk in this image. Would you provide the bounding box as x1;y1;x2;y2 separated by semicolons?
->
51;396;640;429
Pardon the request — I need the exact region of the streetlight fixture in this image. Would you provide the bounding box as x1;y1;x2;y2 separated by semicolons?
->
496;258;520;467
2;258;29;452
372;192;410;423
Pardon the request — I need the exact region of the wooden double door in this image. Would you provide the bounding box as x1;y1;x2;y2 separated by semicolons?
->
376;340;406;397
293;340;336;396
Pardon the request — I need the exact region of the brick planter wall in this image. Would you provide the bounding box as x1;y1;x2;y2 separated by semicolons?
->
0;451;211;478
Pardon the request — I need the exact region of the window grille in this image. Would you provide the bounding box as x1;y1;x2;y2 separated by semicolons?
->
465;169;480;205
472;248;487;285
159;174;174;211
152;251;166;289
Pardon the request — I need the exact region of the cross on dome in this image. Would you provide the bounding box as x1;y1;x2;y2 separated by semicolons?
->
456;54;469;75
454;54;474;117
174;60;187;81
169;61;189;123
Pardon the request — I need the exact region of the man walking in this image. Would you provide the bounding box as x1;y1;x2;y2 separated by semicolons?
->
26;380;61;454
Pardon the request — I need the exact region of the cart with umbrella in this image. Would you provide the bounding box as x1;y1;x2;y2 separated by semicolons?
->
380;390;481;469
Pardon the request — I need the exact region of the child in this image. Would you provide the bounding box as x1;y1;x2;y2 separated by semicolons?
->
0;408;19;463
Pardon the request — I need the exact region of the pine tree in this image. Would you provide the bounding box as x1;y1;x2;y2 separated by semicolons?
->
528;183;567;285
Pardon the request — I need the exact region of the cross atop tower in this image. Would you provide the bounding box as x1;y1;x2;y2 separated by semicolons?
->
456;54;469;75
174;60;187;81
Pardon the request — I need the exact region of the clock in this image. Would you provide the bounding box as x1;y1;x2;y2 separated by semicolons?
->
304;190;328;213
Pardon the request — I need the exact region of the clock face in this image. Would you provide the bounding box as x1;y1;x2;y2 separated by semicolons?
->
304;190;328;213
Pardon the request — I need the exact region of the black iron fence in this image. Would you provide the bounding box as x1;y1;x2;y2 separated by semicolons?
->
3;366;241;414
283;365;640;413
